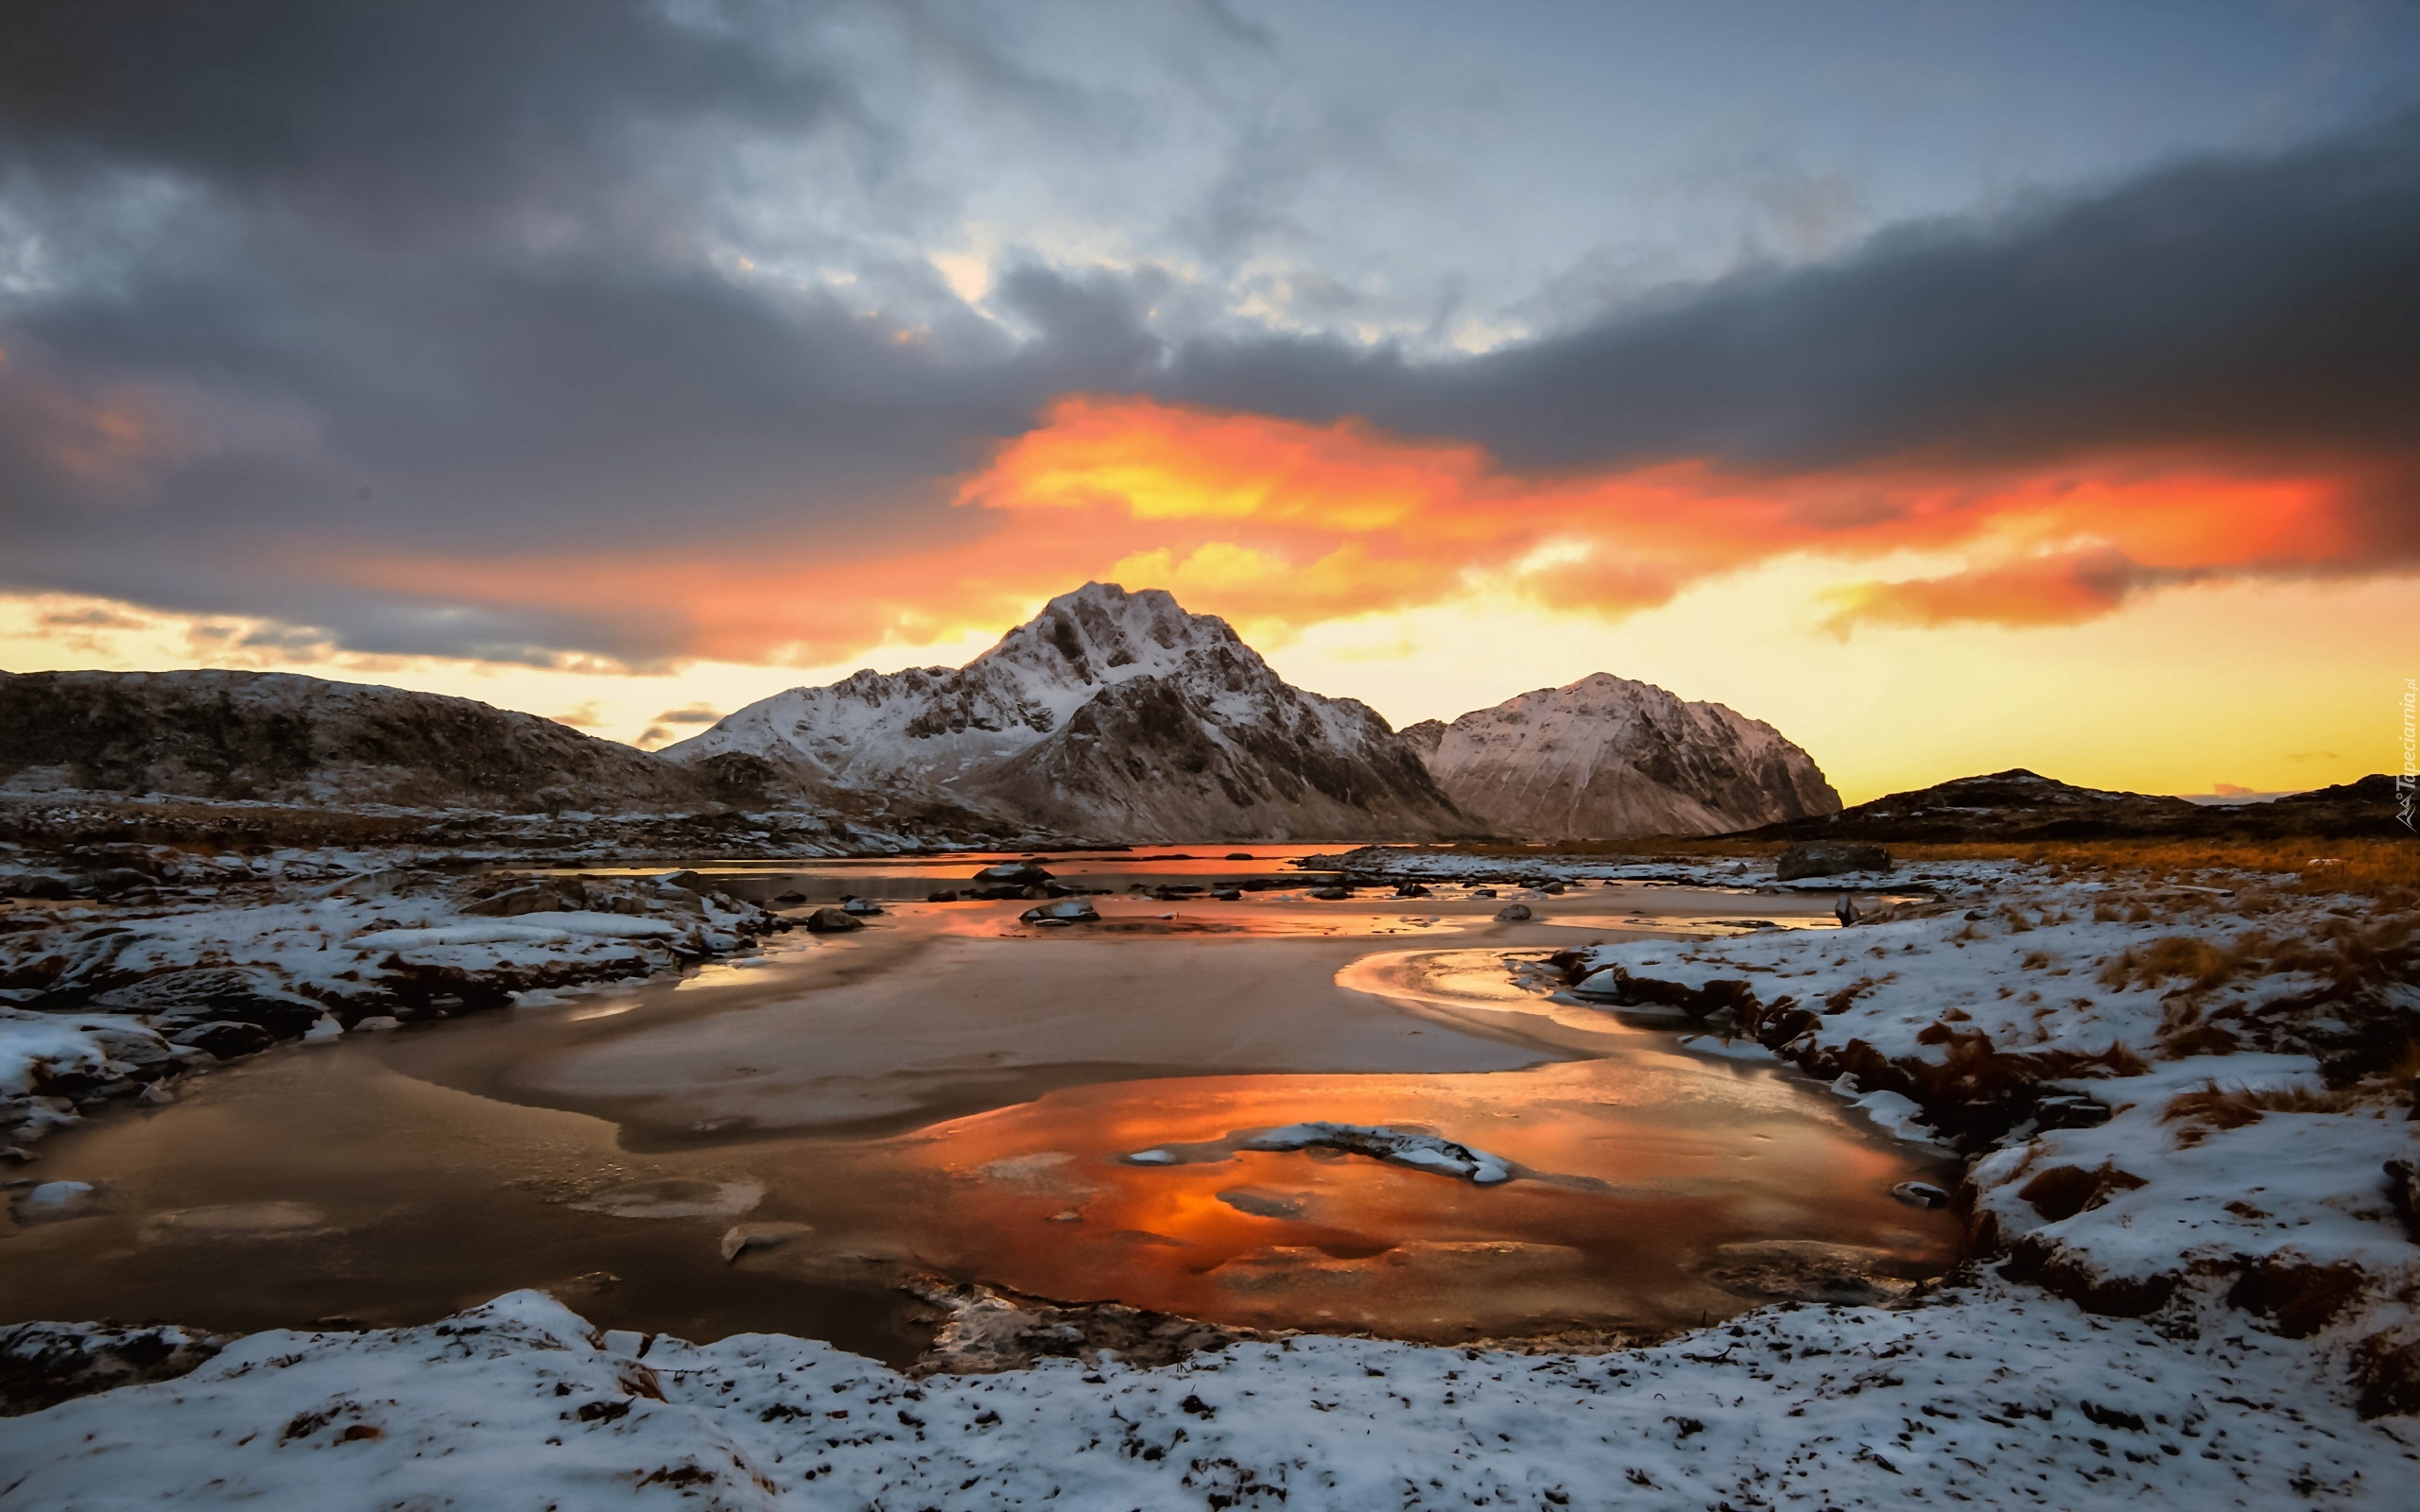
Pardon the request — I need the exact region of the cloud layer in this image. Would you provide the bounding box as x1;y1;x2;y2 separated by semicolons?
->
0;1;2414;668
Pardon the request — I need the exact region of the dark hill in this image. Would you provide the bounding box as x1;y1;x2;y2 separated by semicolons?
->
1733;768;2410;843
0;669;712;811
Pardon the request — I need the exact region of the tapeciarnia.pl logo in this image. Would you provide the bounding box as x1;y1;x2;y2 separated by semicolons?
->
2398;677;2416;833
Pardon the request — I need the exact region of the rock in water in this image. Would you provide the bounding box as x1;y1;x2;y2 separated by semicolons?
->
1891;1181;1951;1210
1495;903;1533;921
1402;672;1839;840
1020;899;1100;925
973;861;1055;885
1777;841;1894;881
12;1181;104;1223
804;907;863;932
660;583;1464;842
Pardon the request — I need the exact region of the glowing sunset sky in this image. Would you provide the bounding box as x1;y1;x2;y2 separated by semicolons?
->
2;0;2415;803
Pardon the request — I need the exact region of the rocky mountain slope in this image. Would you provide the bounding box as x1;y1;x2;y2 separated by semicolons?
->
1401;672;1840;839
1737;768;2406;842
663;583;1466;842
0;670;711;812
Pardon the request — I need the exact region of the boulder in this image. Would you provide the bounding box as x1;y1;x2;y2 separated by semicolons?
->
167;1021;277;1059
94;968;327;1040
973;861;1054;885
925;890;961;902
1020;899;1100;925
463;884;567;917
840;897;884;916
803;908;863;933
1775;841;1893;881
1306;885;1352;901
1495;903;1533;921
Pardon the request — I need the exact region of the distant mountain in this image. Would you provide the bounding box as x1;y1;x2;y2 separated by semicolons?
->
1401;672;1840;839
1736;768;2407;842
663;583;1465;842
0;669;717;812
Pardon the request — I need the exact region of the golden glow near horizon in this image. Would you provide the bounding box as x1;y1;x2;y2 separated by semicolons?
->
4;562;2403;807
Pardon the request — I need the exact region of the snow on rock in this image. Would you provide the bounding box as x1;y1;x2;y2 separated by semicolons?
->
1401;671;1841;840
663;582;1464;842
1125;1123;1517;1184
3;1280;2414;1508
0;870;783;1142
1545;859;2420;1389
1243;1122;1515;1183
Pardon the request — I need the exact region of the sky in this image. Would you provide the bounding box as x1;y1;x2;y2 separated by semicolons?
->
1;0;2415;804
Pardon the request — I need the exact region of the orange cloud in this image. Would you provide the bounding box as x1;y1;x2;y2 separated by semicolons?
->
322;394;2390;666
1815;548;2204;634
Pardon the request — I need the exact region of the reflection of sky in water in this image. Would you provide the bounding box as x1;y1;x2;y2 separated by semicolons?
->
862;1052;1955;1340
4;896;1957;1351
820;946;1957;1340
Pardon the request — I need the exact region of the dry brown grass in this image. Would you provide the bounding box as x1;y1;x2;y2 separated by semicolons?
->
1411;836;2419;903
1935;838;2419;905
2159;1077;2397;1144
2099;913;2417;994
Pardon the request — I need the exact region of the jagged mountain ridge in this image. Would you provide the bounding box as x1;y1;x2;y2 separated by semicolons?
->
1403;672;1841;839
664;583;1468;842
0;669;709;811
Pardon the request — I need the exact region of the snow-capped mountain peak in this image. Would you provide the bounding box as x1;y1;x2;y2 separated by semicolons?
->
662;583;1462;841
1404;671;1841;839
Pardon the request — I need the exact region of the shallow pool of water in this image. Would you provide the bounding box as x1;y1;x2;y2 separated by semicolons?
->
1;854;1954;1363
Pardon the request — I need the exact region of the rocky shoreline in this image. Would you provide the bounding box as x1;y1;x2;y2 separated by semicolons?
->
1;836;791;1149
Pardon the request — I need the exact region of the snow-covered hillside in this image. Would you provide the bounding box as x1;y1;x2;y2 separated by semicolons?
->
1403;672;1840;839
664;584;1465;842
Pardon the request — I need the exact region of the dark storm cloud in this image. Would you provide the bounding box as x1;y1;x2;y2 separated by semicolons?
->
1167;108;2420;480
0;0;2414;668
0;0;838;224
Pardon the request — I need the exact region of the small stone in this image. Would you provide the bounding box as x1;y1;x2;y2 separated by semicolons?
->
840;897;885;916
1495;903;1532;922
14;1180;104;1223
1891;1180;1951;1210
1307;886;1352;901
719;1221;813;1263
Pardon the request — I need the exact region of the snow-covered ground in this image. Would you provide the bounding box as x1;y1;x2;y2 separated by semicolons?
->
4;851;2415;1505
0;856;780;1144
1;1280;2411;1509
